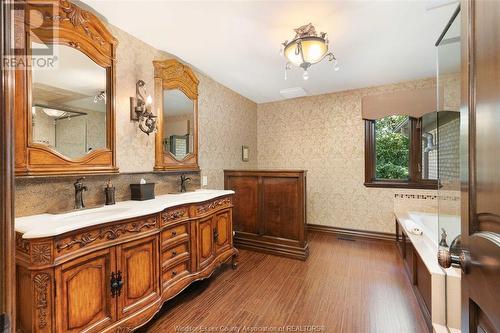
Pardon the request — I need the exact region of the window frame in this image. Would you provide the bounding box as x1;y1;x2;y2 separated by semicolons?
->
364;117;438;189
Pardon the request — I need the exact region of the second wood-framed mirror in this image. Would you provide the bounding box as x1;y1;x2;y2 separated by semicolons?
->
154;59;199;171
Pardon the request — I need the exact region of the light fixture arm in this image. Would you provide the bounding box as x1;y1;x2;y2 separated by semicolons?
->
130;80;157;135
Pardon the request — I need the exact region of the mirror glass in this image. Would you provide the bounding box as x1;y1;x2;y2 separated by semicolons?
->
31;43;107;159
162;89;194;160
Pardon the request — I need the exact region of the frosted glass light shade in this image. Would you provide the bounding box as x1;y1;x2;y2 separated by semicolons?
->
284;37;328;66
301;38;328;63
284;43;302;66
42;108;67;118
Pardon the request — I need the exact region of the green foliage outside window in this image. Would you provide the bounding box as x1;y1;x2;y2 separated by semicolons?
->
375;115;409;179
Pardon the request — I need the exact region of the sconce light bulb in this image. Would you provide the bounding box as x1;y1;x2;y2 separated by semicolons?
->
146;95;153;105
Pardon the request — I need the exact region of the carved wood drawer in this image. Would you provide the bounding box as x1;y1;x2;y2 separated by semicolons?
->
162;260;189;287
161;242;190;268
161;206;189;227
193;196;232;217
161;223;189;247
55;216;159;257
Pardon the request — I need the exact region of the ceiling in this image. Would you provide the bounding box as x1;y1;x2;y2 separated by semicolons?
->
82;0;459;103
32;43;106;112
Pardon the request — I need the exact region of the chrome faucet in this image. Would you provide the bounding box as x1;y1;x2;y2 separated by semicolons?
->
74;177;88;209
180;174;191;193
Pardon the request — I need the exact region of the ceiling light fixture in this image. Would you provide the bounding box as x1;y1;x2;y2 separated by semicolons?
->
42;108;67;118
281;23;339;80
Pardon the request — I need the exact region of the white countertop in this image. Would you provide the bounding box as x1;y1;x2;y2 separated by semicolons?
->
16;189;234;239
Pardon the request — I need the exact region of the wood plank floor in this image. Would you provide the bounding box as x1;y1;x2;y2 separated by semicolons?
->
138;232;428;333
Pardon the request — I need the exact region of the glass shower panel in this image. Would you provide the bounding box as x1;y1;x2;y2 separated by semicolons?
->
437;9;461;247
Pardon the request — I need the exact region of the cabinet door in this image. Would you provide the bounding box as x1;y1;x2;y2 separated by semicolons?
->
116;235;159;319
198;216;215;270
214;209;232;255
56;248;116;333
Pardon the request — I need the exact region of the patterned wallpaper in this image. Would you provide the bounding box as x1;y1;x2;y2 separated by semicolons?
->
257;78;441;233
15;25;257;217
109;26;257;185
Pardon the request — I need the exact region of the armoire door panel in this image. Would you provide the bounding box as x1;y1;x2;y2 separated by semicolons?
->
57;248;116;333
198;216;215;269
261;177;300;240
116;235;159;318
225;176;259;234
215;209;232;255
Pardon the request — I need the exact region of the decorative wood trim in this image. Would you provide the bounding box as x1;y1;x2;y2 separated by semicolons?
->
153;59;199;172
161;207;189;226
56;218;158;252
16;232;30;255
30;243;52;265
195;197;232;215
307;224;396;242
115;325;133;333
33;273;50;329
153;60;199;99
15;0;119;176
29;0;117;67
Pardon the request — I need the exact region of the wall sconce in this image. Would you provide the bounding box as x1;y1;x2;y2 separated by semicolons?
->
130;80;157;135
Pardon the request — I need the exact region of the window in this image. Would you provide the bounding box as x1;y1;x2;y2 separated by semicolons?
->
364;114;438;189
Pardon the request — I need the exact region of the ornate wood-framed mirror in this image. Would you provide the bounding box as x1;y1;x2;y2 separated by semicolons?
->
154;59;199;171
14;0;118;176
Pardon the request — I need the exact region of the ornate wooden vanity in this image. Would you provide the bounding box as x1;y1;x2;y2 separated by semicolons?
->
15;194;237;333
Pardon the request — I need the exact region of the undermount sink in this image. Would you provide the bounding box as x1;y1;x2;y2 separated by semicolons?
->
57;206;131;223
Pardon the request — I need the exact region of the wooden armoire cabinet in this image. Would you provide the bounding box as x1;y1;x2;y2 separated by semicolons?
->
224;170;308;260
15;195;237;333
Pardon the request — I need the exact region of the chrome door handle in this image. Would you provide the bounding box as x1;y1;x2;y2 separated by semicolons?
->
437;248;471;273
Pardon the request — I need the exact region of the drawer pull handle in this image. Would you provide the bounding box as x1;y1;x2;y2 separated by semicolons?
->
171;230;177;237
172;250;177;257
171;271;177;276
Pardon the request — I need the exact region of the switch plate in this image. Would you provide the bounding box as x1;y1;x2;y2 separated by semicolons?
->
202;176;208;186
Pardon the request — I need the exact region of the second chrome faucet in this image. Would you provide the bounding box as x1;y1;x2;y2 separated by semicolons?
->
74;177;88;209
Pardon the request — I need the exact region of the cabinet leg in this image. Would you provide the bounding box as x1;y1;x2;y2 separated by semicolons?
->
231;253;238;270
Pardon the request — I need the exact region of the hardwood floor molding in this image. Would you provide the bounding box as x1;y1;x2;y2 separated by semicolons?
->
307;224;396;242
234;236;309;261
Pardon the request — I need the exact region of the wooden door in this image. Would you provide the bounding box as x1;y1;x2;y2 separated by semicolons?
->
116;235;159;319
198;216;215;269
0;0;15;330
214;209;232;255
56;248;116;333
460;1;500;331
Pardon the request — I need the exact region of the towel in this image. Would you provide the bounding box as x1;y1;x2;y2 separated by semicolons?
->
404;220;423;235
